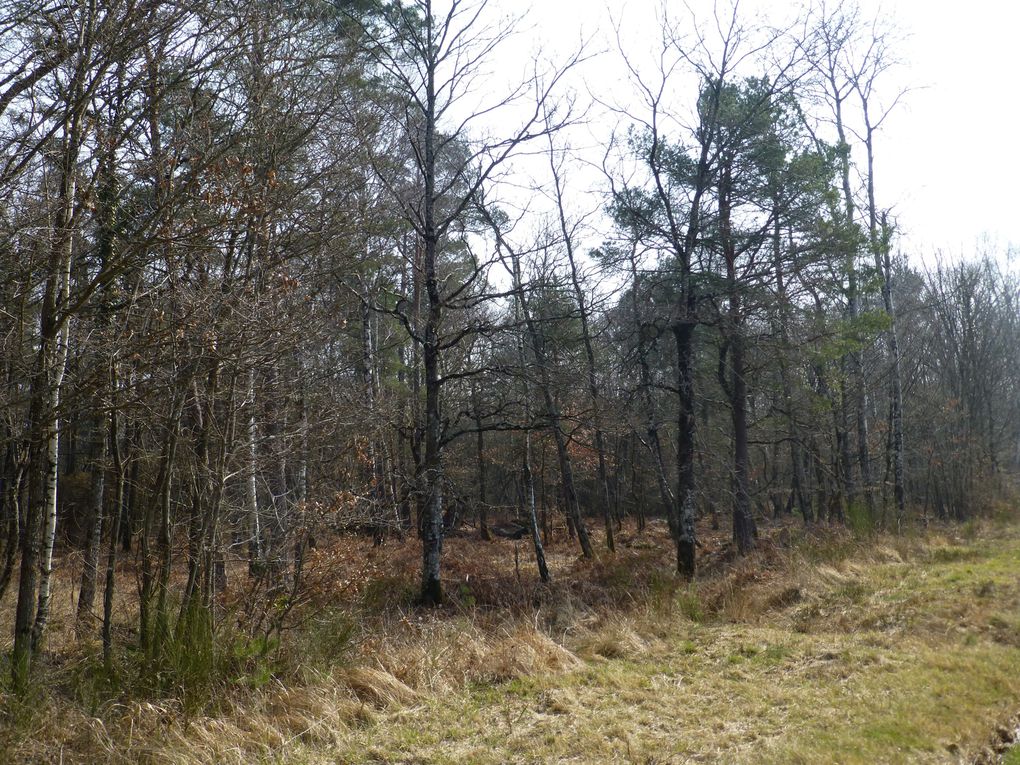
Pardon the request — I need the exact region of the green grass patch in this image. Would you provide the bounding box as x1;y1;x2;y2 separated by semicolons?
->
316;525;1020;765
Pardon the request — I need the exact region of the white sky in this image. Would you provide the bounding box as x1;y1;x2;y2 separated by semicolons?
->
474;0;1020;262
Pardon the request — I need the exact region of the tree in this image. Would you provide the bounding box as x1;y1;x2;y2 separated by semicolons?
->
352;0;580;604
7;0;174;689
545;128;617;552
607;1;791;572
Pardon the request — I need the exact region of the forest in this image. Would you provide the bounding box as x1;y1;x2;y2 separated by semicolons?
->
1;0;1019;762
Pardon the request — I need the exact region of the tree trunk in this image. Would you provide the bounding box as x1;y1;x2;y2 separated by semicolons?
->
103;361;125;669
492;222;593;560
13;112;78;687
75;413;108;637
472;384;491;541
0;443;22;604
673;320;699;575
549;145;614;553
728;329;756;554
625;244;692;574
417;4;445;605
833;89;873;519
865;122;906;526
773;215;812;523
523;433;549;583
718;161;755;557
246;369;263;573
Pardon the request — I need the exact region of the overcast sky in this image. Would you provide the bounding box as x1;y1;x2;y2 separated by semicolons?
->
486;0;1019;262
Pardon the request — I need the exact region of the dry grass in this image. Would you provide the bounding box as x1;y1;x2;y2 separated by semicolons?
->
2;514;1020;763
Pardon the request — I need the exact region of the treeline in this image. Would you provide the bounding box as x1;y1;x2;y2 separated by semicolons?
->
1;0;1017;691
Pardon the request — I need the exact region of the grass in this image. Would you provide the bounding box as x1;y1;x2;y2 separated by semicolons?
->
2;516;1020;763
314;520;1020;764
315;632;1018;764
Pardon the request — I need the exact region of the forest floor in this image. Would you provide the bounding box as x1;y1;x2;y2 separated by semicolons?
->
2;510;1020;764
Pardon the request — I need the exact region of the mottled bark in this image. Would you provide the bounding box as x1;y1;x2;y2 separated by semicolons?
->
14;109;78;687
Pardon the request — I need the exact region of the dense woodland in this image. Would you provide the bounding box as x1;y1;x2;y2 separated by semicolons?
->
1;0;1018;697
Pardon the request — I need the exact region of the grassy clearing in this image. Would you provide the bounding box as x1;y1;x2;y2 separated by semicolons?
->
317;526;1020;764
2;518;1020;763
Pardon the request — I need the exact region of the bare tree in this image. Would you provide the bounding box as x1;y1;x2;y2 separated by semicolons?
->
352;0;582;603
545;128;616;552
